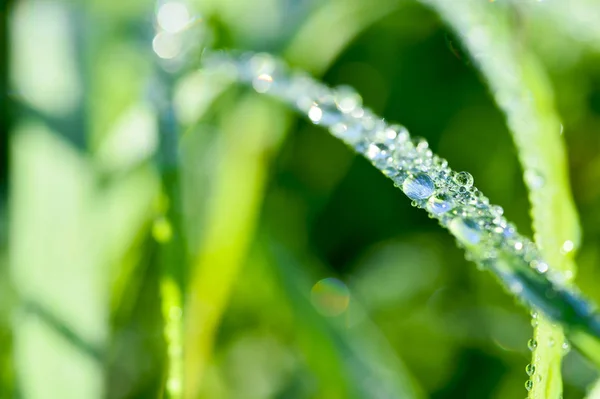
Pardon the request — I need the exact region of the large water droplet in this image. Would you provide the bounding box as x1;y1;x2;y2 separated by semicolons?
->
449;218;482;246
454;171;474;187
427;192;455;215
525;379;533;391
402;173;434;200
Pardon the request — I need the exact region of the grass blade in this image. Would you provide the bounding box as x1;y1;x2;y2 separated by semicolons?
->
418;1;580;397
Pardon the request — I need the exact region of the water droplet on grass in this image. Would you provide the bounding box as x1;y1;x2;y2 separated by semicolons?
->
525;169;545;189
454;171;474;187
561;240;574;254
526;364;536;376
449;218;482;246
427;192;455;215
528;339;538;351
403;173;434;200
335;86;362;114
308;104;323;123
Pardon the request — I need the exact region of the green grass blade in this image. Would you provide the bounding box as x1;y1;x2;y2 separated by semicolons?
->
418;1;580;397
198;49;600;370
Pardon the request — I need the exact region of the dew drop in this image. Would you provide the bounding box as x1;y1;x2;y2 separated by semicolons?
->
531;318;538;327
524;169;545;189
335;86;362;114
526;364;536;376
548;337;555;347
449;218;482;246
366;144;381;160
525;379;533;391
533;261;548;274
561;240;574;254
562;340;570;354
402;173;435;200
509;280;523;294
412;136;428;151
252;73;273;93
528;339;538;351
427;192;455;215
454;171;474;187
308;104;323;123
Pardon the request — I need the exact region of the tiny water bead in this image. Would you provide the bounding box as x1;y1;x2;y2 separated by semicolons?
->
402;173;435;200
252;73;273;93
449;218;482;246
308;104;323;123
454;171;474;187
561;240;575;254
427;192;455;215
525;379;533;391
524;169;545;189
335;86;362;114
528;338;538;351
526;363;536;376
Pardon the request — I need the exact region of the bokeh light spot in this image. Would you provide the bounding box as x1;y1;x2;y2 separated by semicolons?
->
310;278;350;317
152;217;173;243
152;31;182;59
157;2;191;33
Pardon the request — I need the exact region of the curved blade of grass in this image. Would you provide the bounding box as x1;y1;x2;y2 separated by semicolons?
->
284;0;404;74
183;3;414;394
199;50;600;368
418;1;580;397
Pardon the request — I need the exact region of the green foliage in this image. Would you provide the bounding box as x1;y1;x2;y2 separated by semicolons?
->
4;0;600;398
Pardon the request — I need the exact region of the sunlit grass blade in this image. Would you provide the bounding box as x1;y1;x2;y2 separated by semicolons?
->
418;1;580;397
183;95;289;398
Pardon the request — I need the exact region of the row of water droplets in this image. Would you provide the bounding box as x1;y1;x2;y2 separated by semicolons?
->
200;51;600;340
524;311;571;393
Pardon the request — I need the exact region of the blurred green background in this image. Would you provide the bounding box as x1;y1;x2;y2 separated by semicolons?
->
3;0;600;398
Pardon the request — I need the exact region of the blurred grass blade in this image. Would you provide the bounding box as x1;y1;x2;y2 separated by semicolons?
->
267;239;426;399
419;1;580;397
10;123;107;399
184;95;288;398
285;0;404;73
587;378;600;399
